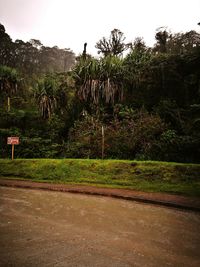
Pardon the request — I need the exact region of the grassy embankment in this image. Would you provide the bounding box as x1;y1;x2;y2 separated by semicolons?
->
0;159;200;197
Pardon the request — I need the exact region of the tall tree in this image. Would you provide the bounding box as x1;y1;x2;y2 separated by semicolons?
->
95;29;127;57
0;65;20;111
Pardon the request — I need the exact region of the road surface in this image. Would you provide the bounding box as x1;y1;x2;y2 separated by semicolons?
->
0;186;200;267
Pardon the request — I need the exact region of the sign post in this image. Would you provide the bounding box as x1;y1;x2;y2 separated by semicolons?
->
12;144;14;160
7;137;19;160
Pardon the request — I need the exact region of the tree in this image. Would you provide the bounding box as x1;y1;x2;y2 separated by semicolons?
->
35;73;75;119
127;37;147;53
35;76;58;119
73;55;124;111
0;24;13;66
154;29;200;55
0;65;20;111
95;29;127;57
154;28;169;53
123;46;152;106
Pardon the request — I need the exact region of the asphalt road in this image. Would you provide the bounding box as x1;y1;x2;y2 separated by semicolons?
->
0;186;200;267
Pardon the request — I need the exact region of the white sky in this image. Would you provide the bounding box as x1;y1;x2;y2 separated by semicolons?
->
0;0;199;56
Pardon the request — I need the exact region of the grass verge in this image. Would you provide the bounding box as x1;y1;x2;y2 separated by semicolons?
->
0;159;200;197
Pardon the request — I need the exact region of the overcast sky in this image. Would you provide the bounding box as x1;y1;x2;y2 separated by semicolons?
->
0;0;199;56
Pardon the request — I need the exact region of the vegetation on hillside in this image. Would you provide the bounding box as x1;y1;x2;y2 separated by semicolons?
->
0;24;200;163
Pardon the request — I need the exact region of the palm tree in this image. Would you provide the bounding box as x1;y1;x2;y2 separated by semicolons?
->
73;55;124;107
35;76;57;119
0;65;19;111
35;72;76;119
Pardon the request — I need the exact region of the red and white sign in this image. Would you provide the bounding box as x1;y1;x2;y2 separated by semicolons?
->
7;137;20;145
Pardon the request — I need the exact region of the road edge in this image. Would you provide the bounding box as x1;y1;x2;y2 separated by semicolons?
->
0;178;200;212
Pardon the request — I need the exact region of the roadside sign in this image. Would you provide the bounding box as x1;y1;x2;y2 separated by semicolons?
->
7;137;20;160
7;137;19;145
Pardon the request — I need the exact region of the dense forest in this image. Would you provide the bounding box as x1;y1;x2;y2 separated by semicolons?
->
0;24;200;163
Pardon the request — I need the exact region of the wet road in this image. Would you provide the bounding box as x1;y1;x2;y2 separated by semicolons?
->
0;186;200;267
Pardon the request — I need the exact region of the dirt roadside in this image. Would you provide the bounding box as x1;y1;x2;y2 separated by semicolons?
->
0;178;200;212
1;186;200;267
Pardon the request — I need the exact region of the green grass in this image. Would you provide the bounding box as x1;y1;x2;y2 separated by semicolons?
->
0;158;200;197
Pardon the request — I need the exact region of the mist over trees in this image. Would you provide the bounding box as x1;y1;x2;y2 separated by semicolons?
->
0;23;200;162
0;24;75;75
